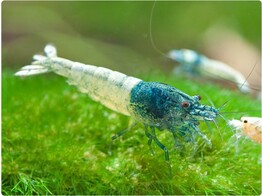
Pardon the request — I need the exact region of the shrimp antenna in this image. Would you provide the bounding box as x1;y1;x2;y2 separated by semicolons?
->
213;119;224;142
198;88;216;108
218;113;228;123
149;0;171;59
239;60;258;92
220;110;262;114
216;62;260;115
197;68;261;92
217;99;232;111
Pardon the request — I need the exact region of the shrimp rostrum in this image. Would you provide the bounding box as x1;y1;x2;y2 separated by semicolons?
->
15;44;219;165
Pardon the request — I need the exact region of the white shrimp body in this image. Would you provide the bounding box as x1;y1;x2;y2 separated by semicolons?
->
229;117;262;144
168;49;250;93
15;45;141;116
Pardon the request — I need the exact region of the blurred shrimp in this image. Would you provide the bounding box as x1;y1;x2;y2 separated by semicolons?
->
168;49;251;93
229;117;262;144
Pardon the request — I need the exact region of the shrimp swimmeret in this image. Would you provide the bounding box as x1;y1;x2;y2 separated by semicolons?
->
15;44;219;166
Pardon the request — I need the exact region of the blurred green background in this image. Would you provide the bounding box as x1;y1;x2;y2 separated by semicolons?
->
2;1;261;75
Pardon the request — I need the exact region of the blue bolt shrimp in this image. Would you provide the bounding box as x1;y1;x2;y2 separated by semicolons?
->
168;49;251;93
15;44;219;170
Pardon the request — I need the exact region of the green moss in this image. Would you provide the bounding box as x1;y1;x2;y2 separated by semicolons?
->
2;70;261;195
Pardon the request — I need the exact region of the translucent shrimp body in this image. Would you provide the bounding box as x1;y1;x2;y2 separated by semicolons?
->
168;49;250;93
15;45;219;167
15;45;141;116
229;117;262;144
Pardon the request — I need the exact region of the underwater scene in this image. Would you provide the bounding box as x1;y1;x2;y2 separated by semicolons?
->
2;1;261;195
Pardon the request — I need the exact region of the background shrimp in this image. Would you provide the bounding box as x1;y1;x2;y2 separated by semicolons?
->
15;44;219;172
229;117;262;144
149;1;261;99
168;49;251;93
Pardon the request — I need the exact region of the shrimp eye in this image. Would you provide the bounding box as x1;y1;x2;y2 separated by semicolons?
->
197;95;202;100
182;101;190;108
244;120;248;123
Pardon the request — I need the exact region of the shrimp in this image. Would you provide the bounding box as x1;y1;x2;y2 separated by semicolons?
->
168;49;251;93
15;44;219;169
229;117;262;144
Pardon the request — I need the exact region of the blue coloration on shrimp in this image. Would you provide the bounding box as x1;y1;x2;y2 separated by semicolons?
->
130;82;217;129
15;45;219;171
129;82;217;145
168;49;250;93
168;49;203;76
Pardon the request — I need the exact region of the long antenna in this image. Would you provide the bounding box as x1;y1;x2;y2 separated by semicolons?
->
238;61;258;92
149;0;171;59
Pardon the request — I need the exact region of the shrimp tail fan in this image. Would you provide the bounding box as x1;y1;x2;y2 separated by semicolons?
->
14;44;57;77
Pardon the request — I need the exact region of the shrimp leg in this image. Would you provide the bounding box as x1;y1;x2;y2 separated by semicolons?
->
109;123;138;154
149;126;172;176
145;126;155;156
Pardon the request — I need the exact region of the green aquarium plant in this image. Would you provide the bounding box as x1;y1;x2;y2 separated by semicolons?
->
2;60;261;194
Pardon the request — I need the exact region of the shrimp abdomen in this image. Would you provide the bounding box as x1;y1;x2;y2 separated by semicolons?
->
15;45;142;116
64;62;141;115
